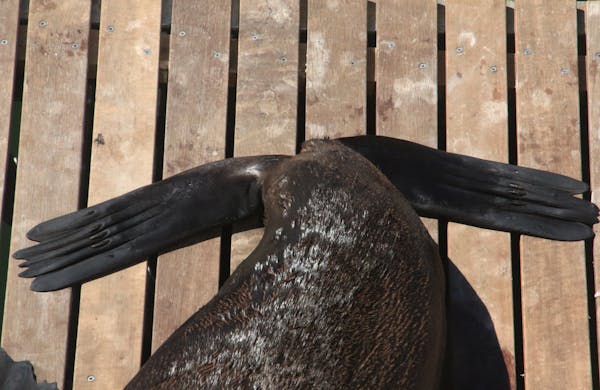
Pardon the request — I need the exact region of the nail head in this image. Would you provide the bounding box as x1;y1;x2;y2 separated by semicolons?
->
560;68;569;75
0;39;7;45
87;375;95;382
455;47;464;55
106;25;115;33
418;63;428;69
489;65;497;72
523;48;531;55
39;20;47;28
178;31;186;37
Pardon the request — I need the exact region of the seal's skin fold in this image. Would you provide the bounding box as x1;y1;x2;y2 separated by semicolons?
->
12;136;599;388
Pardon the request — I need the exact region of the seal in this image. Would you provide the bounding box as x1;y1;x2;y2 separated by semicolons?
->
13;136;598;389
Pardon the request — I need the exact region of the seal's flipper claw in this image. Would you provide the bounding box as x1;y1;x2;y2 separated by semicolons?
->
339;135;598;241
15;156;287;291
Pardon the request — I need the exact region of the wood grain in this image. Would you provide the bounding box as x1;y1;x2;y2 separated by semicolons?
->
72;1;161;388
306;0;366;138
515;2;591;388
152;0;231;351
375;0;438;239
231;0;299;271
586;1;600;377
0;0;19;213
445;1;514;387
1;1;91;386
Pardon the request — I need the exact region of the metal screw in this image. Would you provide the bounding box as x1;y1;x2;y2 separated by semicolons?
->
418;63;428;69
489;65;497;72
143;48;152;55
251;34;259;41
523;48;531;55
87;375;96;382
387;41;396;49
560;68;569;75
279;56;287;63
71;42;79;49
39;20;47;28
106;25;115;33
0;39;7;45
455;47;464;55
178;31;186;37
213;51;221;58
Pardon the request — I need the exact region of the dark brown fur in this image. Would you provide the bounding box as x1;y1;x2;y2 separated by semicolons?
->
126;140;445;389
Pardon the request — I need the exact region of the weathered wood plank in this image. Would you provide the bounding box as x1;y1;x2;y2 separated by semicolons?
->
445;1;514;387
306;1;366;138
375;0;438;239
587;1;600;376
376;0;437;145
1;1;91;386
152;1;231;351
231;0;299;271
515;2;591;388
0;0;19;214
72;1;161;388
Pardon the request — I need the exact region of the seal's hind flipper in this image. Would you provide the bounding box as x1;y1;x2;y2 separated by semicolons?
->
340;135;598;241
14;156;286;292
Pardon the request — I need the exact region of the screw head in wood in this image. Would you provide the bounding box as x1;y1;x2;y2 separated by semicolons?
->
39;20;47;28
455;47;464;55
0;39;7;45
107;25;115;33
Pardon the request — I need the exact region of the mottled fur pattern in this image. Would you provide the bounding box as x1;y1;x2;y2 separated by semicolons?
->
126;140;445;389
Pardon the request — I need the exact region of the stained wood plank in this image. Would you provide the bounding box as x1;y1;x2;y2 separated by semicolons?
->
72;1;161;388
0;0;19;214
376;0;437;145
445;1;514;387
587;1;600;375
306;1;366;138
375;0;438;239
231;0;299;270
1;1;91;386
152;1;231;351
515;2;591;388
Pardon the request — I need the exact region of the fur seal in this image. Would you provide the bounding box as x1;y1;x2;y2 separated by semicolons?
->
13;136;598;389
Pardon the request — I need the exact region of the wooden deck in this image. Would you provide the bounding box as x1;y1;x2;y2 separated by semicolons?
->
0;1;598;389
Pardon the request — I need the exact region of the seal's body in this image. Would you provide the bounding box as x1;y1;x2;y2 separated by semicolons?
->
14;136;598;389
127;140;444;389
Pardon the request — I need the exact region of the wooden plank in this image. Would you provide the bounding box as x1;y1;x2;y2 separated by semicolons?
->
375;0;438;239
231;0;299;270
152;1;231;351
306;1;366;138
587;1;600;376
1;1;91;386
515;2;591;388
72;1;161;388
376;0;437;146
445;1;514;387
0;0;19;214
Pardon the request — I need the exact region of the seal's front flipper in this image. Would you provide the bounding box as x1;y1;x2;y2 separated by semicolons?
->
340;135;598;241
14;156;286;292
